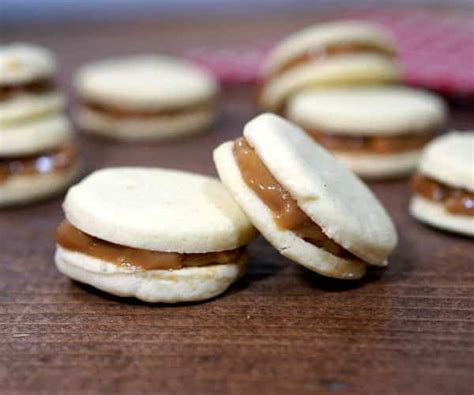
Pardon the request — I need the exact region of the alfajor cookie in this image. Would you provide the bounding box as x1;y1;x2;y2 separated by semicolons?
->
410;132;474;236
257;21;401;112
75;55;219;141
0;43;65;126
55;167;257;303
287;86;447;178
0;121;80;207
214;113;397;280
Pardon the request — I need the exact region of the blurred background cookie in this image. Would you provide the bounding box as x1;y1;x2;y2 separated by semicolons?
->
410;132;474;236
286;86;447;179
74;55;220;141
257;21;401;112
0;43;81;206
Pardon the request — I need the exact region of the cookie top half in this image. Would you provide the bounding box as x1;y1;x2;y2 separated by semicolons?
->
419;132;474;191
75;55;219;110
0;43;56;86
63;167;256;253
287;86;447;135
243;114;397;264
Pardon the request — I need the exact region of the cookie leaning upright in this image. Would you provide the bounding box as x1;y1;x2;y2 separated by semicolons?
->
0;44;81;207
75;55;219;141
214;113;397;280
257;21;401;112
287;86;447;179
55;167;257;303
410;132;474;236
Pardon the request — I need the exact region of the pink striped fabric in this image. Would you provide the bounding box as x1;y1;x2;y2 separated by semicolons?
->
185;9;474;96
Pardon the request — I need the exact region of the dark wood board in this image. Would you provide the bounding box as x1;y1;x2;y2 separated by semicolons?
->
1;10;473;395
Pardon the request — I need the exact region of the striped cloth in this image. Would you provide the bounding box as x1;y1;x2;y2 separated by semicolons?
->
185;9;474;96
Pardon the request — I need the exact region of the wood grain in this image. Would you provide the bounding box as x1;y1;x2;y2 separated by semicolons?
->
1;11;474;395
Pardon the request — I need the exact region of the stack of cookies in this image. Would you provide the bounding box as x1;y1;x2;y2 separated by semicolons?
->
257;21;447;179
0;44;81;206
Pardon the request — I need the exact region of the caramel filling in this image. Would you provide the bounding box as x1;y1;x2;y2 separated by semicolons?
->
56;220;244;271
306;128;437;154
233;138;361;261
0;145;77;183
84;98;214;119
271;43;394;77
0;79;54;101
412;173;474;216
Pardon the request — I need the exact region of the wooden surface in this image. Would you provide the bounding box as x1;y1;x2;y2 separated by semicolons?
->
1;11;474;395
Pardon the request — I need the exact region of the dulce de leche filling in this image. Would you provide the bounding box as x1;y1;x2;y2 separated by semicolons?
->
84;98;214;119
56;220;244;271
412;173;474;216
0;145;77;183
306;128;436;154
233;138;361;261
0;79;54;102
271;42;395;77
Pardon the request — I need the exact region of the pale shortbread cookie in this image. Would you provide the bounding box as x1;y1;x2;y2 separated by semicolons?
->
0;92;65;126
214;141;366;279
214;114;397;278
0;43;56;85
419;132;474;191
75;54;218;110
0;113;73;156
259;54;400;111
55;246;246;303
0;163;81;207
409;132;473;236
287;86;447;135
76;105;215;141
410;196;473;237
263;21;396;76
63;167;256;254
335;150;421;179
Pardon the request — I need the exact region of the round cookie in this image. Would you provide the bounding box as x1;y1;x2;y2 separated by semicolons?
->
0;113;73;156
263;21;396;76
286;86;447;178
0;43;56;85
75;55;219;141
258;21;400;111
0;44;64;124
0;92;65;126
418;132;473;191
214;113;398;280
410;132;474;236
55;167;257;303
55;247;247;304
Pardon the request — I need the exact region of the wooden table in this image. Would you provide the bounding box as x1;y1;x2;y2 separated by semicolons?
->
2;11;473;395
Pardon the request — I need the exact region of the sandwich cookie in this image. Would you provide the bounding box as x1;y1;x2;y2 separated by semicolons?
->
75;55;219;141
287;86;447;178
55;168;257;303
0;43;65;126
0;114;80;207
257;21;400;112
410;132;474;236
214;113;397;280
